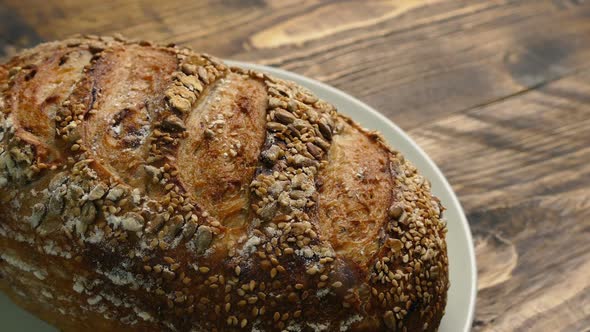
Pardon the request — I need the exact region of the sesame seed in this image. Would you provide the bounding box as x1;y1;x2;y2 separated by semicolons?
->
164;256;175;264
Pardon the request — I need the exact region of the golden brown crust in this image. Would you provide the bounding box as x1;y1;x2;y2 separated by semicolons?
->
79;44;177;189
177;73;268;228
318;121;394;266
0;36;448;332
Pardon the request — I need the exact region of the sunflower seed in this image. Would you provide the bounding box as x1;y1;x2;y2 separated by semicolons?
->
87;183;108;201
194;226;213;255
30;203;47;228
274;109;296;124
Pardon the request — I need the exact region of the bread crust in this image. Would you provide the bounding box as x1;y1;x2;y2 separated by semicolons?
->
0;35;448;332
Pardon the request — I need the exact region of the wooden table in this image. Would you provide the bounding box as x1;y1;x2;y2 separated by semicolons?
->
1;1;589;331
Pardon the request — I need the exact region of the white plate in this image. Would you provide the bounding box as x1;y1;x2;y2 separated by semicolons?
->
0;62;477;332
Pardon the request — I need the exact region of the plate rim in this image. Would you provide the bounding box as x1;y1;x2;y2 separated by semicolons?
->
226;60;478;332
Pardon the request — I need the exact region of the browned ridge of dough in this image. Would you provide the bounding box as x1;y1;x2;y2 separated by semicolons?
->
318;122;393;266
178;73;268;228
81;45;177;189
6;45;93;164
0;35;449;332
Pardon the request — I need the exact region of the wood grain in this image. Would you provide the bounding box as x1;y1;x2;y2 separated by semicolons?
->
1;0;589;331
410;69;590;331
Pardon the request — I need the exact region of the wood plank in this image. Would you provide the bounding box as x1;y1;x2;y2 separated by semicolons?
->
409;68;590;210
0;5;42;59
408;69;590;331
470;191;590;332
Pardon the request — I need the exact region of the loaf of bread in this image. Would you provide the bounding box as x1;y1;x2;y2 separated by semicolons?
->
0;35;449;332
